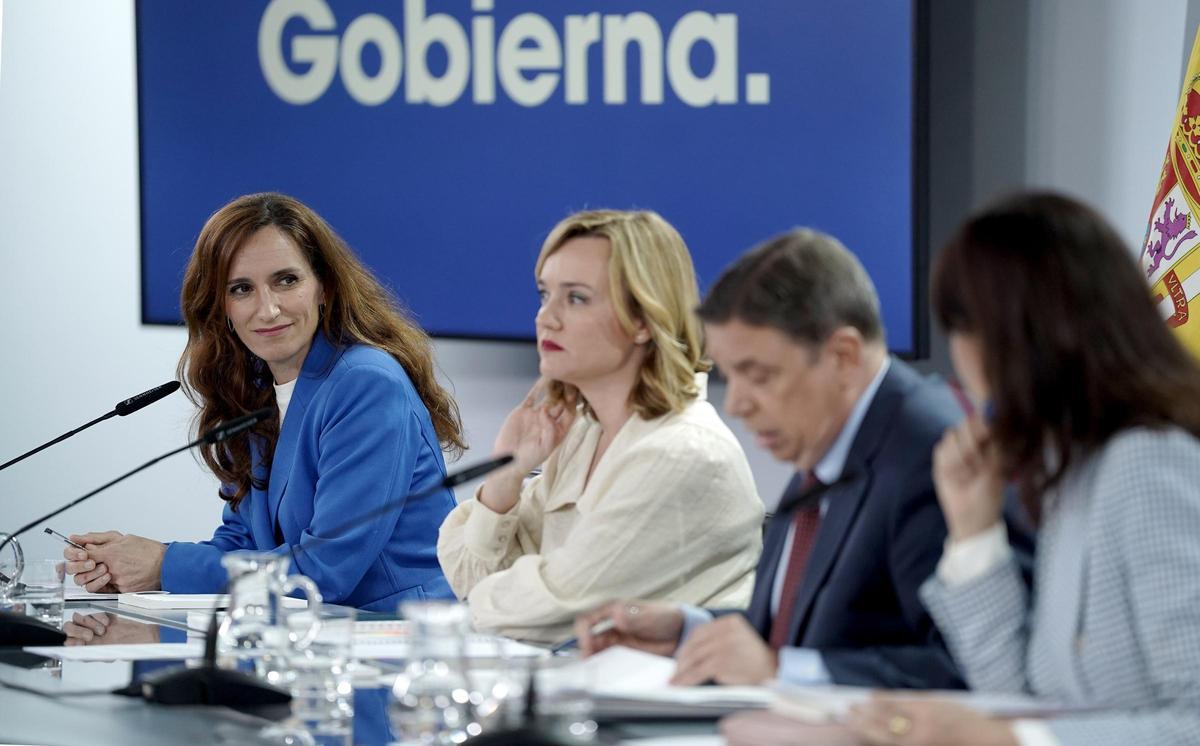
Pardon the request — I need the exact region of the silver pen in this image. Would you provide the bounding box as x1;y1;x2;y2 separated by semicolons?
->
43;527;85;550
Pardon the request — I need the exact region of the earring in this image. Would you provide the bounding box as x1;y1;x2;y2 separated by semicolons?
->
319;302;326;318
226;317;234;333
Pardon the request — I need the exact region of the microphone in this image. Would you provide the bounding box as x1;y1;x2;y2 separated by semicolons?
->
132;454;515;710
0;408;273;647
113;381;183;416
0;407;273;560
0;381;181;473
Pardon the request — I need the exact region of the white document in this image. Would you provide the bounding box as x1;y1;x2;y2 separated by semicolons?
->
64;586;128;601
118;593;308;610
582;646;774;708
351;636;547;660
24;642;204;661
584;646;676;694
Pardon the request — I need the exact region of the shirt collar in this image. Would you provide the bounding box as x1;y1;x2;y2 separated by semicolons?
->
812;356;891;484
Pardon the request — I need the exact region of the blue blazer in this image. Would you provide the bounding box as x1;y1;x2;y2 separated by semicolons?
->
161;333;456;611
743;359;1035;689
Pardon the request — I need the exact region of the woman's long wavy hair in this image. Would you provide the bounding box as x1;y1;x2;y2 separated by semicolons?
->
535;209;711;420
177;192;465;509
932;192;1200;521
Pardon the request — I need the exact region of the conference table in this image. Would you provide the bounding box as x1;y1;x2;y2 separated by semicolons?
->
0;599;724;745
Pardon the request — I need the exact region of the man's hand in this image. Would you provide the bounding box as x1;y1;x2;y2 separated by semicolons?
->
575;600;684;657
672;614;778;686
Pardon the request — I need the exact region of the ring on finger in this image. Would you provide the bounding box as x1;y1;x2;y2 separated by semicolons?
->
888;714;912;736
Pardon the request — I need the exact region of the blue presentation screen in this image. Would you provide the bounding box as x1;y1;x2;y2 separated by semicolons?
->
138;0;920;353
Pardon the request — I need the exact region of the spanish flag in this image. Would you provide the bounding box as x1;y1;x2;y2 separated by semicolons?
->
1144;27;1200;357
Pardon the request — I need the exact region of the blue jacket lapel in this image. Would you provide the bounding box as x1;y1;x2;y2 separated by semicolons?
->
246;441;278;548
267;333;340;533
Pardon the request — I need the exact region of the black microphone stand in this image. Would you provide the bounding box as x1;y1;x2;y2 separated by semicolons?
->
131;455;515;710
0;381;181;473
0;408;271;648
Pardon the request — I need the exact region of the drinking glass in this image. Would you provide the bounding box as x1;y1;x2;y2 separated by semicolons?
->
11;559;66;628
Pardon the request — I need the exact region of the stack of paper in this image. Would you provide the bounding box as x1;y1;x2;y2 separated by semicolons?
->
64;587;122;601
580;647;774;719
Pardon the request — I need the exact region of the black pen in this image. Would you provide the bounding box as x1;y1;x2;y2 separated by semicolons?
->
44;526;85;550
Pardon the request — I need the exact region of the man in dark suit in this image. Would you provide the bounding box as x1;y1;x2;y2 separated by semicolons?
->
577;228;1032;689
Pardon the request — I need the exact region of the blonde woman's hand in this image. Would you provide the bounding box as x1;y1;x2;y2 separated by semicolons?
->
493;378;577;475
481;379;577;514
932;413;1006;542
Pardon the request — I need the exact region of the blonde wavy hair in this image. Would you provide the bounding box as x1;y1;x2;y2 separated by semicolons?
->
535;209;711;420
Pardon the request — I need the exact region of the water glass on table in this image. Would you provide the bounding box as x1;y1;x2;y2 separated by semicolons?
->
263;604;357;746
12;559;66;628
389;600;476;744
533;655;598;743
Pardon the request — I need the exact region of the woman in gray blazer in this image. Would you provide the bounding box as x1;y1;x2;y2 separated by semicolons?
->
837;193;1200;746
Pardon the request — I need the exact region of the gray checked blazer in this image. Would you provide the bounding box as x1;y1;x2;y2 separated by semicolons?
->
920;427;1200;746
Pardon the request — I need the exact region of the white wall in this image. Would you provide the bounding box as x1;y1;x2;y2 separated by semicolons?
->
1021;0;1188;247
0;1;792;566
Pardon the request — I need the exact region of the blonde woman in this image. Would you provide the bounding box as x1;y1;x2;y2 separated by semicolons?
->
437;210;763;642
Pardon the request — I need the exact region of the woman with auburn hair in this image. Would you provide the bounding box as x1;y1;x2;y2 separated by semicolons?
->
63;192;465;610
437;209;764;642
729;193;1200;746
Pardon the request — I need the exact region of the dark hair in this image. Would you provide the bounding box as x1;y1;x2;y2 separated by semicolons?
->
932;192;1200;518
697;228;884;347
177;192;465;509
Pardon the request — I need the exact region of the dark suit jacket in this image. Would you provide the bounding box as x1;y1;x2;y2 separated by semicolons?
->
743;358;1033;689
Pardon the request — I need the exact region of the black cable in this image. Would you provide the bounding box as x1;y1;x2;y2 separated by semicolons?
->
0;677;122;698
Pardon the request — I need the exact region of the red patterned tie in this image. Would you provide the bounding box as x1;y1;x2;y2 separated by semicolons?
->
768;479;823;649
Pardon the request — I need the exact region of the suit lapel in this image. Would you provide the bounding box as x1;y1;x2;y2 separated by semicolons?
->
783;471;871;644
267;333;339;533
749;474;807;635
780;359;917;644
246;441;277;548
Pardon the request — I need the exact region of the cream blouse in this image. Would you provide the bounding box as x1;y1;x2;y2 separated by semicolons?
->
437;377;764;643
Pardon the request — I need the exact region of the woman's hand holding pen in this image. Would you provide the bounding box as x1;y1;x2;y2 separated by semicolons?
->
63;531;165;593
933;412;1005;542
480;378;577;514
